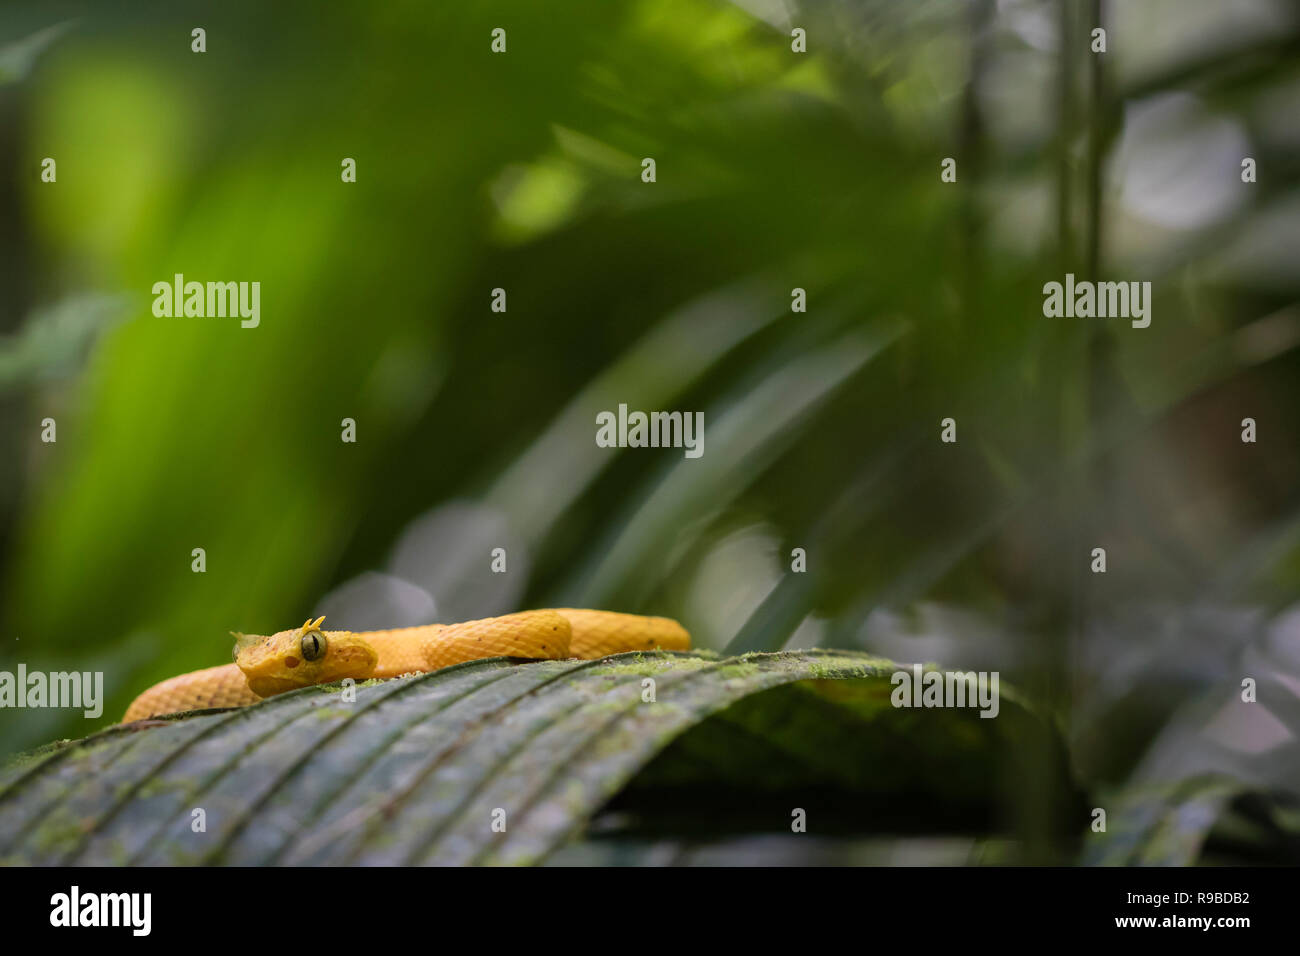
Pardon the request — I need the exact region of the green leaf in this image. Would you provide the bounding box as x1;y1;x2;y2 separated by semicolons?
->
0;20;75;85
0;650;1066;865
1083;776;1300;866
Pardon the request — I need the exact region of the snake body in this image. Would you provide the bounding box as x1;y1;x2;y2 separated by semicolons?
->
123;608;689;722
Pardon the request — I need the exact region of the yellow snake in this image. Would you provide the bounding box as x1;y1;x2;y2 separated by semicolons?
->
123;608;690;722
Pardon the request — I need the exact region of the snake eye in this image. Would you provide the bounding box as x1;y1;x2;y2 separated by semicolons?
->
300;630;327;662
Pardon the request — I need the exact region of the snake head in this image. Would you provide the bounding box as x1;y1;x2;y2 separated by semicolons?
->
234;616;378;698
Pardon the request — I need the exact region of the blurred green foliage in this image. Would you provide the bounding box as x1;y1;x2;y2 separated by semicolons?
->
1;0;1298;861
